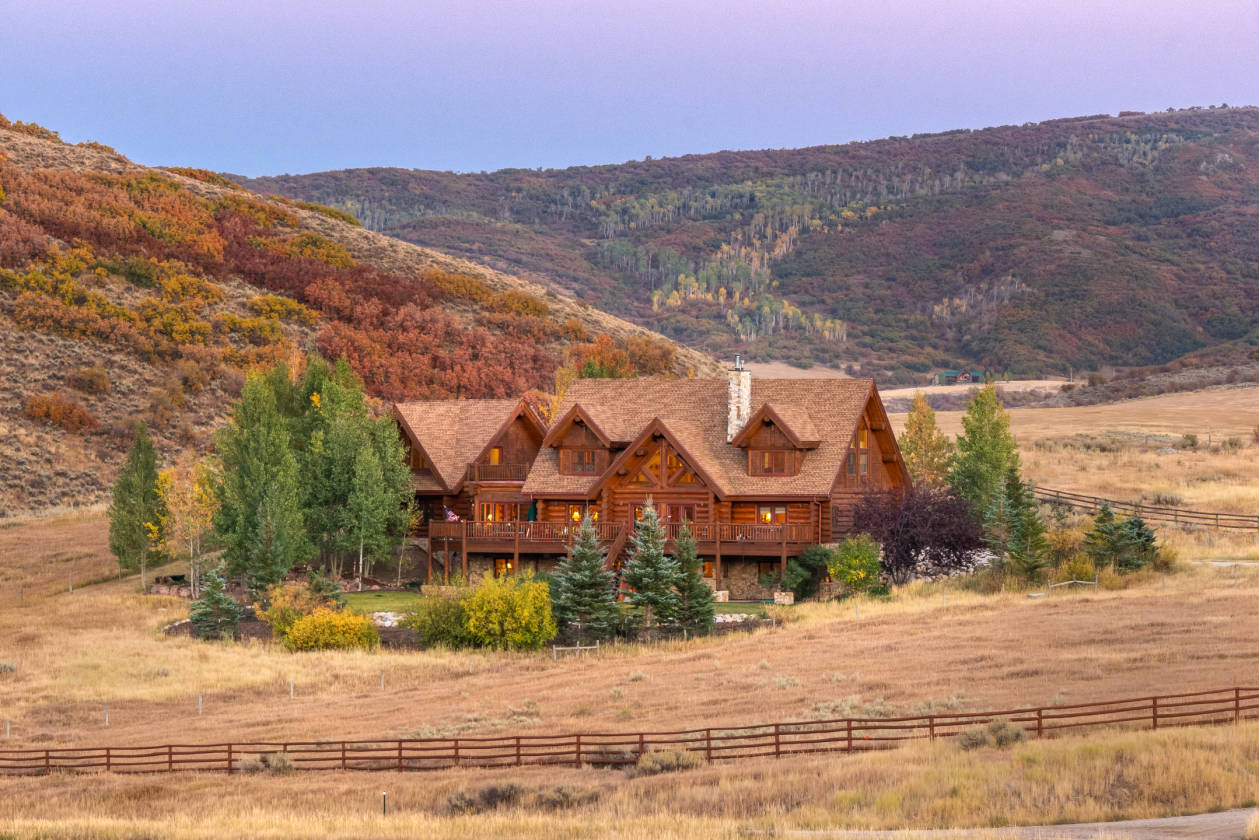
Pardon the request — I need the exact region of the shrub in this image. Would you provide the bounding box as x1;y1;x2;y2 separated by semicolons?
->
636;747;705;775
259;580;339;639
492;289;549;318
1221;437;1243;453
247;294;319;325
1058;554;1096;583
283;608;380;652
462;574;556;650
401;596;474;648
1179;433;1199;450
534;786;599;810
236;752;296;774
294;201;362;226
827;534;882;594
67;366;111;394
447;782;526;814
957;718;1026;750
24;392;98;433
784;544;831;600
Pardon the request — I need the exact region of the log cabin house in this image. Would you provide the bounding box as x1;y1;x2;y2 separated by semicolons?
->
393;363;910;600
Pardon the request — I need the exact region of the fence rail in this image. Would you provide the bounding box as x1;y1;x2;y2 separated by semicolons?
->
1029;486;1259;531
2;687;1255;776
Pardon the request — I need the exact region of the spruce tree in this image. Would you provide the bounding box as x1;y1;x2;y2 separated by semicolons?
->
1082;503;1120;570
214;374;310;592
621;506;680;633
900;392;954;487
1006;473;1048;582
1116;515;1157;572
108;422;166;589
551;516;618;640
672;525;715;634
189;565;242;640
949;385;1020;519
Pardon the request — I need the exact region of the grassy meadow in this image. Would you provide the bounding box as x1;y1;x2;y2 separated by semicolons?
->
1;385;1258;837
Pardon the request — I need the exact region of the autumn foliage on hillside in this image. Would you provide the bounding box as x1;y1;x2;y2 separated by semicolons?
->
247;107;1259;380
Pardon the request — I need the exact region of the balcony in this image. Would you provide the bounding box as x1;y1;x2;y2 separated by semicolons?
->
465;463;530;483
428;521;815;556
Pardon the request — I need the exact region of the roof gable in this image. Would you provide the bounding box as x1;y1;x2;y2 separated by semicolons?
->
541;404;612;448
589;418;725;497
730;402;821;449
393;398;531;492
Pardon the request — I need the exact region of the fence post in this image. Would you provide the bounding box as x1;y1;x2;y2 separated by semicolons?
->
846;719;853;752
928;716;935;742
397;740;403;771
1036;708;1043;739
575;733;582;768
1152;696;1159;730
773;724;781;758
167;744;173;772
44;749;50;775
1236;688;1242;725
105;747;110;772
341;741;347;771
226;743;233;774
705;729;712;763
452;738;460;768
515;736;522;766
638;732;645;757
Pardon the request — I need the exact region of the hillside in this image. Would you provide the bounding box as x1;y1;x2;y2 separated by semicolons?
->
239;107;1259;382
0;118;719;516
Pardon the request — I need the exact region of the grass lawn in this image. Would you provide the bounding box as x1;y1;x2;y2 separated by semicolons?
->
341;590;425;613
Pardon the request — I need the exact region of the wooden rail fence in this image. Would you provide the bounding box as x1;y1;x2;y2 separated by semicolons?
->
2;687;1255;776
1029;486;1259;531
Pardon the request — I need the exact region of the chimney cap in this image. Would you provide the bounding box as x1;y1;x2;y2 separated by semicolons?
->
733;355;744;371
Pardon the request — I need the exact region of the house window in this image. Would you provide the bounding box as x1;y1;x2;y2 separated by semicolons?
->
859;427;868;448
494;557;515;577
757;561;780;581
410;448;429;471
702;560;714;578
478;503;520;522
847;452;856;475
633;504;650;522
859;452;868;475
666;504;695;524
751;450;789;475
488;447;502;466
568;503;597;523
573;450;596;474
757;505;786;525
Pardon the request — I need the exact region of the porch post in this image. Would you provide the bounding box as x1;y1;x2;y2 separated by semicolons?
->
443;536;449;585
427;537;433;585
513;523;520;570
714;525;723;591
461;525;468;581
780;523;787;578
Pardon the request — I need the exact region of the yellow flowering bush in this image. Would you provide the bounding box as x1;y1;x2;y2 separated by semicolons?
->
282;608;379;652
462;574;556;650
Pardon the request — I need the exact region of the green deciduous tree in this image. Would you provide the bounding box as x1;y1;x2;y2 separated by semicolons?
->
900;392;954;487
108;422;167;589
551;515;618;640
949;385;1020;519
621;506;680;632
214;373;309;592
672;525;715;634
827;535;882;594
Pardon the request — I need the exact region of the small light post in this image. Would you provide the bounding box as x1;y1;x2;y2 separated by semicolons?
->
381;791;387;816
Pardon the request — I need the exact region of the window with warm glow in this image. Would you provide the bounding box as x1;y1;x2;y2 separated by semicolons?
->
751;450;789;475
494;558;515;577
488;447;502;466
568;504;598;522
702;560;714;578
757;505;787;525
478;503;519;522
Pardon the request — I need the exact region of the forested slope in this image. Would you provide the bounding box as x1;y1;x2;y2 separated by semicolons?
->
0;118;716;515
240;107;1259;381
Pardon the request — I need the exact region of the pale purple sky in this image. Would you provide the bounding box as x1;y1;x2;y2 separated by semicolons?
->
3;0;1257;175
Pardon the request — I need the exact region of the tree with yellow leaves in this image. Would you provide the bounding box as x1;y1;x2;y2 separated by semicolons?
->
900;392;954;487
158;451;219;597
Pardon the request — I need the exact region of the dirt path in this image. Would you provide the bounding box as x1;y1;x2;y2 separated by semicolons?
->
777;807;1256;838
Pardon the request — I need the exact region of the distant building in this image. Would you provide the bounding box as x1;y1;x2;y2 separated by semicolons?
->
934;370;986;386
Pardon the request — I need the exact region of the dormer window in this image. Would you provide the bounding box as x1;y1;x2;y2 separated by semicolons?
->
488;447;502;466
573;450;596;473
750;450;791;476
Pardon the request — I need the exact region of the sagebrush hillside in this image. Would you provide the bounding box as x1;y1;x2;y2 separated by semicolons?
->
0;118;718;516
240;107;1259;382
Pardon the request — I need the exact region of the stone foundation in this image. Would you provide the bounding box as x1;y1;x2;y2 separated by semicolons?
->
717;559;782;601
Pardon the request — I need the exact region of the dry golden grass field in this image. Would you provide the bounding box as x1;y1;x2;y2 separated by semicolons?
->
2;386;1258;838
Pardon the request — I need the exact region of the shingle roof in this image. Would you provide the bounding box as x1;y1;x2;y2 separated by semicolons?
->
523;378;877;498
394;399;523;492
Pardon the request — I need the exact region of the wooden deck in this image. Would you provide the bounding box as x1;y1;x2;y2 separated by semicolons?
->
427;521;814;557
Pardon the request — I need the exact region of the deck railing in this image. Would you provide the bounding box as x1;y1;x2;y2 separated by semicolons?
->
3;687;1253;776
429;521;814;545
465;463;530;482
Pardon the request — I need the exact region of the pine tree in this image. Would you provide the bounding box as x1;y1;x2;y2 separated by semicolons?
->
949;384;1020;519
621;506;680;633
108;422;167;589
1116;515;1157;572
551;516;618;640
982;472;1015;567
214;374;310;592
1006;471;1048;581
1082;503;1120;570
900;392;954;486
189;565;243;640
672;525;715;634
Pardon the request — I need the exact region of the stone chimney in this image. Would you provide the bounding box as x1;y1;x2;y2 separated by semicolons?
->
727;355;751;443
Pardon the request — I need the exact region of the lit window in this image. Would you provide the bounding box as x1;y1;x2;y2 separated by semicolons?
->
859;426;868;448
494;558;515;577
702;561;714;578
752;451;788;475
758;505;786;525
488;447;502;466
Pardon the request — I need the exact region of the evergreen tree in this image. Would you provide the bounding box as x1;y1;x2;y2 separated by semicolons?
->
1116;515;1157;572
900;392;954;486
108;422;167;589
1082;504;1120;570
1006;472;1049;581
621;506;680;633
949;385;1020;519
551;516;618;640
189;565;242;640
982;472;1016;568
672;525;715;634
214;374;310;592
